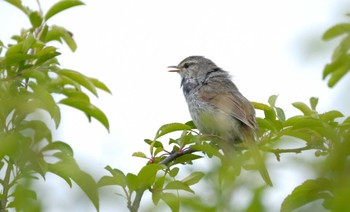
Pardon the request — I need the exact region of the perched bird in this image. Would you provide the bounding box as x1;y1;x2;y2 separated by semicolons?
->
168;56;272;186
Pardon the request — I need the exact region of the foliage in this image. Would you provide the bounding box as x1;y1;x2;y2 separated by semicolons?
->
2;1;350;212
99;15;350;212
0;0;110;211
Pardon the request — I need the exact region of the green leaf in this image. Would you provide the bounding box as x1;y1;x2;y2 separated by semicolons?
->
90;78;111;94
169;167;179;177
59;97;109;131
137;164;162;188
46;25;77;51
126;173;140;192
320;110;344;122
161;193;180;212
281;178;332;212
322;23;350;41
310;97;319;110
99;166;126;188
276;107;286;122
252;102;272;111
41;141;74;156
48;157;99;210
172;153;202;165
45;0;85;21
164;181;194;193
29;83;61;127
191;143;222;159
181;171;204;186
17;120;52;143
29;11;43;27
292;102;314;116
268;95;278;107
58;69;98;96
155;123;193;139
4;0;31;15
132;151;148;159
35;46;61;65
256;118;278;132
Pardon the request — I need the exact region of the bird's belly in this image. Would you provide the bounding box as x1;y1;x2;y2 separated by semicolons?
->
187;100;242;142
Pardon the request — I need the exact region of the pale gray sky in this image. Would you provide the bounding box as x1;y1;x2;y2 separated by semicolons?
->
1;0;350;211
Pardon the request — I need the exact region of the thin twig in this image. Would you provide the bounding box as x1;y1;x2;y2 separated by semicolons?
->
159;148;197;166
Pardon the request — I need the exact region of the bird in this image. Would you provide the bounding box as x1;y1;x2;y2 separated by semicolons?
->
168;56;272;186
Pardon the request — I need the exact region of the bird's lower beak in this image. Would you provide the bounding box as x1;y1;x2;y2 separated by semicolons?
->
167;66;180;72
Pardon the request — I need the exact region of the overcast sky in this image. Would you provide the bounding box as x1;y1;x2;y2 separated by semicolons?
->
1;0;350;211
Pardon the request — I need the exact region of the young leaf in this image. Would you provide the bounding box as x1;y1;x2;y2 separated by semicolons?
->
90;77;111;94
126;173;140;192
45;0;85;21
310;97;319;110
41;141;74;156
181;171;205;186
155;123;193;139
322;23;350;41
292;102;314;116
29;11;43;27
281;178;332;212
29;83;61;127
164;181;194;194
132;152;148;159
58;69;98;96
268;95;278;107
137;164;162;188
59;97;109;131
161;192;180;212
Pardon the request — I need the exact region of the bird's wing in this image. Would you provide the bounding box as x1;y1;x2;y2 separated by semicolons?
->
198;82;257;129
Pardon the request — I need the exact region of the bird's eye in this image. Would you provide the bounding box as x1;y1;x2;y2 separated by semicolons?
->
183;63;191;68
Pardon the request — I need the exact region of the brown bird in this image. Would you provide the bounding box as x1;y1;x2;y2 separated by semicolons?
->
169;56;272;186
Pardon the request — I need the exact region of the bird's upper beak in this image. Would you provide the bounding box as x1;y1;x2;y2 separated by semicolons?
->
167;66;180;73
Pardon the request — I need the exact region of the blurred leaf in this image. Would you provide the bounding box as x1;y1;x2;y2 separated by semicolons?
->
59;97;109;131
332;35;350;61
268;95;278;107
164;181;194;194
126;173;140;192
29;83;61;127
90;78;111;94
58;69;97;96
155;123;193;139
137;164;162;188
323;54;350;87
169;167;179;177
172;153;202;165
97;166;126;188
4;0;31;15
276;107;286;122
310;97;319;110
132;152;148;159
292;102;314;116
252;102;272;111
256;118;278;132
161;192;179;212
17;120;52;143
45;0;85;21
191;143;222;159
181;171;204;186
46;26;77;51
281;178;332;212
35;46;61;65
41;141;73;156
48;157;99;210
320;110;344;122
29;11;42;27
322;23;350;40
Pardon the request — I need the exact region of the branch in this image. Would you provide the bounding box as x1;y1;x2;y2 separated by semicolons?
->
262;146;311;161
127;189;145;212
159;148;197;166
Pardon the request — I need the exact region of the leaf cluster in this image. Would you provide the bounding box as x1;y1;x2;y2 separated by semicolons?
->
0;0;110;211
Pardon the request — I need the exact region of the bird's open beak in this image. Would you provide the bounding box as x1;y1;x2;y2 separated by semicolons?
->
167;66;180;72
